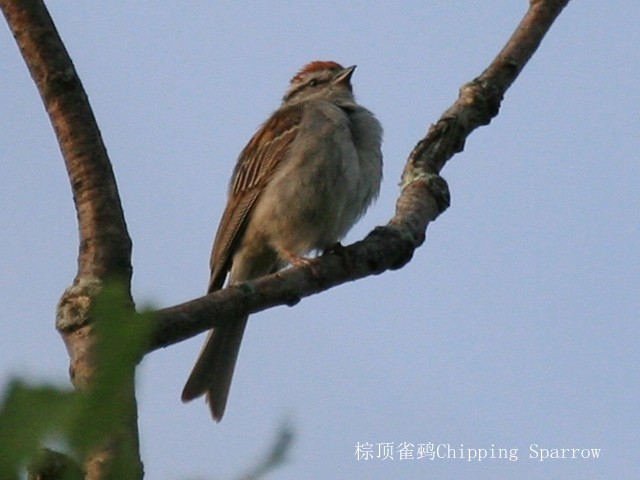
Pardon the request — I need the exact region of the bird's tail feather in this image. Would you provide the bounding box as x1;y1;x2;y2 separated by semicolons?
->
181;315;249;422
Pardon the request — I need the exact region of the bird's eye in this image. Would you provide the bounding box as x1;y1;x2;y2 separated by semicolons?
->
308;79;319;87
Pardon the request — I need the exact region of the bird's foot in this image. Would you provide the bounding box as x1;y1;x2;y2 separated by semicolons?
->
282;250;315;268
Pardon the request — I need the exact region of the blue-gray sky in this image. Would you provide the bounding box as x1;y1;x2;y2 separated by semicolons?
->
1;2;638;479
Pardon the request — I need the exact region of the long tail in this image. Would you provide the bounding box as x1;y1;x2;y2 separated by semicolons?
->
181;314;249;422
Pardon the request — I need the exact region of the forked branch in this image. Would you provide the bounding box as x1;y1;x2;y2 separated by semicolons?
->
149;0;571;352
1;0;570;478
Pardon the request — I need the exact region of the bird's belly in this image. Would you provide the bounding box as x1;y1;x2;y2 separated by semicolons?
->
249;163;359;258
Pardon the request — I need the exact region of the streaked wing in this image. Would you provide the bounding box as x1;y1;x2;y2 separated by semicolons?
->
208;190;261;291
208;104;304;291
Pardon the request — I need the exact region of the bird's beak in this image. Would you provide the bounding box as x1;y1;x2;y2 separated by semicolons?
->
333;65;356;86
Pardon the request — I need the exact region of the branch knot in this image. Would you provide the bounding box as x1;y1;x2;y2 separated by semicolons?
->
56;276;102;332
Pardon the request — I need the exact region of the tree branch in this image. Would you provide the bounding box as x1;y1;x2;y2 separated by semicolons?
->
2;0;570;477
1;1;139;479
1;0;132;284
149;0;571;352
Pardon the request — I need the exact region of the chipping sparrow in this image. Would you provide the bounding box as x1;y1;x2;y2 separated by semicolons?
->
181;61;383;421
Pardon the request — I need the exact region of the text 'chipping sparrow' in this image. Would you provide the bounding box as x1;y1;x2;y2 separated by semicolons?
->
181;61;383;421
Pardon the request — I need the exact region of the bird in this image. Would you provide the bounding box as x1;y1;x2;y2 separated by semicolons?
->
181;60;383;421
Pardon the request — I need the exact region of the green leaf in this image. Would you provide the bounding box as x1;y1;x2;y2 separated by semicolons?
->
0;283;153;478
0;381;77;479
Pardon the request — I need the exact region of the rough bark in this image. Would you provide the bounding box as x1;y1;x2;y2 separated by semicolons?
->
1;1;140;479
1;0;570;478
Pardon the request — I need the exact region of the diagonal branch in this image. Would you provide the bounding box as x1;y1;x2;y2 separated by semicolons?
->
2;0;570;477
149;0;571;352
